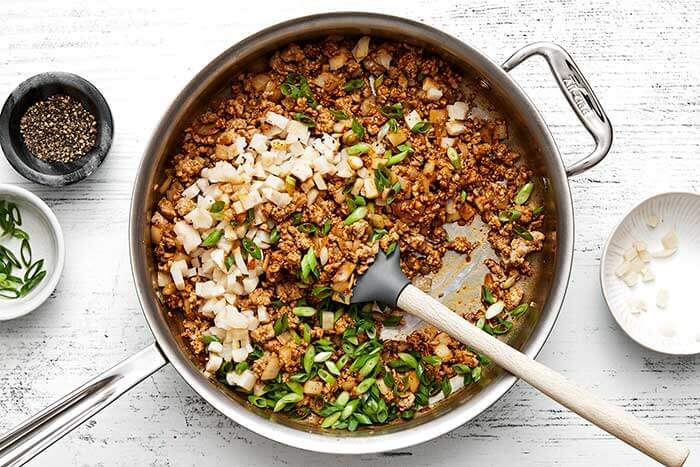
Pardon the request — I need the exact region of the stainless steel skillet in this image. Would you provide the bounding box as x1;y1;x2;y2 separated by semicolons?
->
0;12;630;465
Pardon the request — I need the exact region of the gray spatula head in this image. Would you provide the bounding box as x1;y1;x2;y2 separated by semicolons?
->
350;245;410;306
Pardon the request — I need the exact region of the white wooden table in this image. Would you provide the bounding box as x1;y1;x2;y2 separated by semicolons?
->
1;1;699;465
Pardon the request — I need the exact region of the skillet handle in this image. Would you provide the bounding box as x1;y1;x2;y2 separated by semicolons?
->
0;343;167;466
502;42;613;177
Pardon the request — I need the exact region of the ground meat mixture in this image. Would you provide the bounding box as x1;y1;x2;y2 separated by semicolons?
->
150;36;545;432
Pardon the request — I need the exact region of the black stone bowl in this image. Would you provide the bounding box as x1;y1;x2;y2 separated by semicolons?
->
0;72;113;186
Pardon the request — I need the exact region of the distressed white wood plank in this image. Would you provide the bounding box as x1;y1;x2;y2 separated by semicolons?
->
1;0;699;466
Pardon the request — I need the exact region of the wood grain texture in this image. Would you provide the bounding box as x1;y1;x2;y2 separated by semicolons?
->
1;0;699;466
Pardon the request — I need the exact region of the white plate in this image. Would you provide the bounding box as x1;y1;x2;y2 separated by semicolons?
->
601;192;700;355
0;184;65;320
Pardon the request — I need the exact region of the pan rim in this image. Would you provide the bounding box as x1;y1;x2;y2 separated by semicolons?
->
129;11;574;454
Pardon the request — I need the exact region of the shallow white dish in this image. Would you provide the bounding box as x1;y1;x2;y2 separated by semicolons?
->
601;192;700;355
0;184;64;320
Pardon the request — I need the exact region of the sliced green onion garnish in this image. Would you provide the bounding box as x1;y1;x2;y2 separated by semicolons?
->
533;206;545;217
386;150;408;167
209;200;225;213
325;360;341;376
356;377;375;394
273;313;288;336
294;112;316;127
298;222;317;234
343;79;365;92
460;190;467;203
201;335;221;345
320;219;332;236
385;241;397;256
422;355;442;365
273;392;303;412
268;227;280;245
242;238;262;260
513;225;534;241
351;119;364;139
303;345;315;373
202;229;223;247
317;368;336;385
514;182;534;205
380;103;403;118
447;147;461;169
397;352;418;369
300;247;318;282
224;255;234;271
510;302;530;317
293;306;316;317
20;239;31;267
330;109;350;120
481;285;496;305
12;228;29;240
343;206;367;225
358;355;380;378
347;143;370;156
411;121;431;133
23;259;43;282
321;411;342;429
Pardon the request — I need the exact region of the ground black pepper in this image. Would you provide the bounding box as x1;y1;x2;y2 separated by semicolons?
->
19;94;97;163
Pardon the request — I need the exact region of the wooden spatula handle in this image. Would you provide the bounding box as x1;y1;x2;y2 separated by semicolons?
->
397;284;689;467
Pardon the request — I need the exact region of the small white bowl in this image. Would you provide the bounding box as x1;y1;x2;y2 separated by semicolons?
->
0;184;64;320
601;192;700;355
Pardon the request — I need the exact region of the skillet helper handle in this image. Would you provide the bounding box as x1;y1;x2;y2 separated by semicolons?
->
502;42;613;177
397;285;689;467
0;343;167;467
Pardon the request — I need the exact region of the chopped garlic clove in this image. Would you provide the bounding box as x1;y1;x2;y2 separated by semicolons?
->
656;288;669;309
645;213;660;228
633;240;647;252
641;267;655;282
627;298;647;314
650;248;677;258
623;271;639;287
623;247;638;261
661;230;678;250
615;261;631;278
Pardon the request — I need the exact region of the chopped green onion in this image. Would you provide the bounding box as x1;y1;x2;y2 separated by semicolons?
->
533;206;545;217
386;150;409;167
385;241;397;256
23;259;44;282
514;182;534;205
300;247;318;282
320;219;332;236
318;368;336;385
452;364;472;375
347;143;370;156
294;112;316;127
499;209;521;223
321;411;342;428
422;355;442;365
311;285;333;299
273;392;303;412
380;103;403;118
343;206;367;225
224;255;234;271
202;230;223;247
447;147;461;169
330;109;350;120
356;377;376;394
303;346;315;373
200;335;221;345
382;314;402;326
235;362;249;375
510;302;530;317
242;238;262;260
343;79;365;92
209;200;225;213
513;225;534;241
460;190;467;203
471;366;482;382
20;239;31;267
481;286;496;305
268;227;280;245
20;270;45;296
411;121;432;133
370;229;387;242
285;175;297;188
293;306;317;317
298;222;317;234
397;352;418;369
325;360;341;376
273;313;288;336
358;355;380;378
441;375;452;398
351;119;365;139
12;228;29;240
